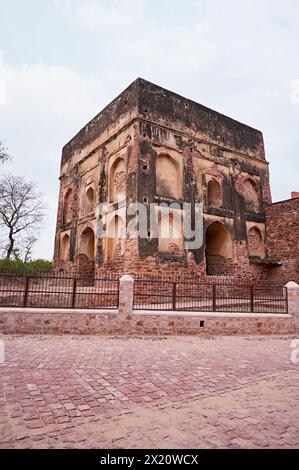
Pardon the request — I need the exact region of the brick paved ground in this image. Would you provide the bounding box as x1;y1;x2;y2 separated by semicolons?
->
0;334;298;449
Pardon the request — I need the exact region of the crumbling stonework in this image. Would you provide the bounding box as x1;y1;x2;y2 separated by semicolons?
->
54;78;298;283
265;197;299;283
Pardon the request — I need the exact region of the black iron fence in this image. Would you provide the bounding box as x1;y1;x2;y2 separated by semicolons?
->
133;279;288;313
0;273;288;313
0;273;119;309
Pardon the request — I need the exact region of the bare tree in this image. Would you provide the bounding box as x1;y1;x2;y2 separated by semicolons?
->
0;175;46;259
21;234;38;262
0;141;11;164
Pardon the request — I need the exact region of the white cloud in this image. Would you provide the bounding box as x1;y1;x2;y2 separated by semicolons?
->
52;0;76;16
54;0;145;28
76;2;131;27
0;51;102;115
0;79;5;105
0;51;7;104
290;79;299;103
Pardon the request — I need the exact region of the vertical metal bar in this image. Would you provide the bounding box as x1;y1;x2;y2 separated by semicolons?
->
213;284;216;312
172;282;176;311
250;285;254;313
72;278;77;308
23;276;30;307
285;287;288;314
38;276;41;308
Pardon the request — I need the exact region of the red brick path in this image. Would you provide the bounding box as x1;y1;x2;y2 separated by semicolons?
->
0;334;298;448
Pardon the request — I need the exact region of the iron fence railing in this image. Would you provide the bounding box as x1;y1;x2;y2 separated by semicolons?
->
0;273;288;313
133;279;288;313
0;273;119;310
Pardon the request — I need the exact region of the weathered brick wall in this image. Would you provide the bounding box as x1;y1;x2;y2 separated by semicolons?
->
97;240;272;283
266;198;299;284
206;254;233;276
76;254;95;280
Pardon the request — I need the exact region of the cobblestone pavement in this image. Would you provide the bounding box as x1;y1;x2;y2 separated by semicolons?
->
0;334;298;449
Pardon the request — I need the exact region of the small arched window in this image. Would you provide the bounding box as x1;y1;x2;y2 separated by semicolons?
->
244;179;259;213
207;179;222;207
156;155;182;200
63;189;72;224
205;221;233;275
84;187;95;215
106;215;123;261
80;227;95;260
60;234;70;261
110;158;126;202
206;222;232;259
248;226;264;257
158;210;183;254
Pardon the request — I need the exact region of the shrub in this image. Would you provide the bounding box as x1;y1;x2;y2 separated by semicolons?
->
0;258;53;276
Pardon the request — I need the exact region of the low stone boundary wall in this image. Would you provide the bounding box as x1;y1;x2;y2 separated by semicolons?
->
0;309;297;336
0;277;298;336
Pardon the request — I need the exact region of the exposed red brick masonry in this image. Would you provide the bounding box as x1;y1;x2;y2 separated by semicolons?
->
266;197;299;283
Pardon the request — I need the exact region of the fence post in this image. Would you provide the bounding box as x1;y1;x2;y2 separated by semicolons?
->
213;284;216;311
119;275;134;316
250;285;254;313
72;278;77;309
172;282;176;311
285;282;299;318
23;276;30;307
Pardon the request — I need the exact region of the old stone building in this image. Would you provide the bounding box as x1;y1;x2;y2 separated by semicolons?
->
54;78;298;283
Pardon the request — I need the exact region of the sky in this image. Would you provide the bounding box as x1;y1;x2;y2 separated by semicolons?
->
0;0;298;259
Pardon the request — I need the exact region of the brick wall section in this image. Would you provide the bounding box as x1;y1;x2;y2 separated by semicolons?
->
206;254;233;276
94;243;271;282
266;198;299;283
76;255;95;280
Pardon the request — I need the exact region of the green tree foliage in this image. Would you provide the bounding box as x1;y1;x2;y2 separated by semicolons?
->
0;258;53;275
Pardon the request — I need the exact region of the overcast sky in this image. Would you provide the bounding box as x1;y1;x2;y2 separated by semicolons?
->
0;0;298;259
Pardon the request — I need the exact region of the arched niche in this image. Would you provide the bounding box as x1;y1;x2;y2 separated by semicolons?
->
63;188;72;224
158;210;183;254
207;179;222;207
109;158;126;202
60;233;70;261
205;221;233;275
156;155;182;200
106;214;123;261
248;226;264;257
79;227;95;260
84;186;95;215
244;178;260;213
